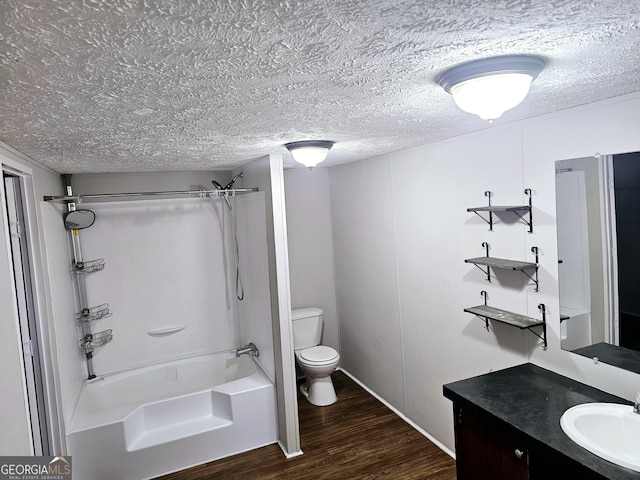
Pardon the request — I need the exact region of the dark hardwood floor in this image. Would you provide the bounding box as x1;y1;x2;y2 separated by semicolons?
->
155;371;457;479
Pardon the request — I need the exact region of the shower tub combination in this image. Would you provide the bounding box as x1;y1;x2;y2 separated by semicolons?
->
67;352;277;480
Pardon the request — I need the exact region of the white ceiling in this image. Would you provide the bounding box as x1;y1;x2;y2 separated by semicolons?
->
1;0;640;173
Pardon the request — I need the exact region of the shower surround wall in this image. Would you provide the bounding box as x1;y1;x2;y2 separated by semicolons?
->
78;197;239;373
63;171;276;378
39;172;277;449
236;192;276;381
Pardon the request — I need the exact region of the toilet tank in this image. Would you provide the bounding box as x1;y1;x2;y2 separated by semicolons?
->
291;307;324;350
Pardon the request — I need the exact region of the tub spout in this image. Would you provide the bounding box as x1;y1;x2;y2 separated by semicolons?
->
236;342;259;357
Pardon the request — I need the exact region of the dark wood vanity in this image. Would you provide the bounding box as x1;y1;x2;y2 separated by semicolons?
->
444;363;640;480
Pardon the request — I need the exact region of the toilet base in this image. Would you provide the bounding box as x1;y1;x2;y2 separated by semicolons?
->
299;375;337;406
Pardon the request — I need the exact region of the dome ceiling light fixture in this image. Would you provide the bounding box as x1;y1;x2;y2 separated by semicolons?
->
437;54;546;121
285;140;335;168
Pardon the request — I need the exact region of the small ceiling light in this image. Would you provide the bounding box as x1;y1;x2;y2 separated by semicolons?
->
285;140;335;168
437;55;545;120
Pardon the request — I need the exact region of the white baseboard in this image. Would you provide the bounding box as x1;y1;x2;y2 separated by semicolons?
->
277;440;304;459
337;368;456;459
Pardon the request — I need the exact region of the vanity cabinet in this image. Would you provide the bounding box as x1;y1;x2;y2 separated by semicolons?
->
444;364;640;480
452;402;605;480
453;403;528;480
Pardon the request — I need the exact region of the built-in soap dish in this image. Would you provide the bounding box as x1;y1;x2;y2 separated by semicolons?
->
147;326;186;337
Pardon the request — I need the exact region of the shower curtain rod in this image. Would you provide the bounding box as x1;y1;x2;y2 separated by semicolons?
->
43;187;259;203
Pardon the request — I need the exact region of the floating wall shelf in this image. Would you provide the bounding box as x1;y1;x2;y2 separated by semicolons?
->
467;189;533;232
465;243;539;291
464;291;547;349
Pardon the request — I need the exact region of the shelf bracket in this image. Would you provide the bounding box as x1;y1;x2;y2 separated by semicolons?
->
480;290;489;330
526;304;547;350
485;191;493;231
470;191;495;230
469;242;492;282
516;189;533;233
518;246;540;292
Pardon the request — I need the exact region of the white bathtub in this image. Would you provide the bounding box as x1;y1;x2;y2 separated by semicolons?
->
67;352;277;480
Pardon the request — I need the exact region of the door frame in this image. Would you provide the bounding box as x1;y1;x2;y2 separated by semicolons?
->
600;155;620;345
1;150;63;455
4;173;50;455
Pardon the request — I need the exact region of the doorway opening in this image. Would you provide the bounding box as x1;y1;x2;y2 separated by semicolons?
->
3;172;50;455
612;152;640;352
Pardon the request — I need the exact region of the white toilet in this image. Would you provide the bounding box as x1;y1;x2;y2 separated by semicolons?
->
292;307;340;406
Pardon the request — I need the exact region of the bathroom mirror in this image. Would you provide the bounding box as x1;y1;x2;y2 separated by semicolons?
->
63;209;95;230
556;151;640;374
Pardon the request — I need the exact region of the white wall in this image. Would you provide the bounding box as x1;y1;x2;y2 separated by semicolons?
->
330;159;406;410
284;168;339;353
327;91;640;452
525;93;640;394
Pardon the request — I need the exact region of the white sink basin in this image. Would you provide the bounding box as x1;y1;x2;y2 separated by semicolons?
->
560;403;640;472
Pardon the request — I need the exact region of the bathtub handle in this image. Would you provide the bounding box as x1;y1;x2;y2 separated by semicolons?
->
147;326;186;337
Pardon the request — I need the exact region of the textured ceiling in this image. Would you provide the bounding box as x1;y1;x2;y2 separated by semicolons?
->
1;0;640;173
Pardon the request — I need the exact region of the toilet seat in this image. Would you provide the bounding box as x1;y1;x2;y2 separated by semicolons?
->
298;346;339;365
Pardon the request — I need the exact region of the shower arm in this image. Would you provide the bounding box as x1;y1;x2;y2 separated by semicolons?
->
43;187;259;203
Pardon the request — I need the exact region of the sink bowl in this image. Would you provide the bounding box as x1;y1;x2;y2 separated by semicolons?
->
560;403;640;472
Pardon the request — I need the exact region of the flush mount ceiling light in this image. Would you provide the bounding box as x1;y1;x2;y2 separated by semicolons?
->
437;55;546;120
285;140;335;168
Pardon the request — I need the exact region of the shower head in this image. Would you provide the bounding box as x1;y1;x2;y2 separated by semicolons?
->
224;172;244;190
211;180;223;190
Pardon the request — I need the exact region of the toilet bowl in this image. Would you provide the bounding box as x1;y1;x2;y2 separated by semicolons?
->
291;308;340;407
296;345;340;406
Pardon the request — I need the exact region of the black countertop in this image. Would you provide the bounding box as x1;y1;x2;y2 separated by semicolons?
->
443;363;640;480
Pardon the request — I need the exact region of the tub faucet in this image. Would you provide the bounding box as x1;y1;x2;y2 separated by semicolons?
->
634;393;640;414
236;342;259;357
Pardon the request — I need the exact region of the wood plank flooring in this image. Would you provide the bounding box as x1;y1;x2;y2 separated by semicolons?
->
155;371;457;480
